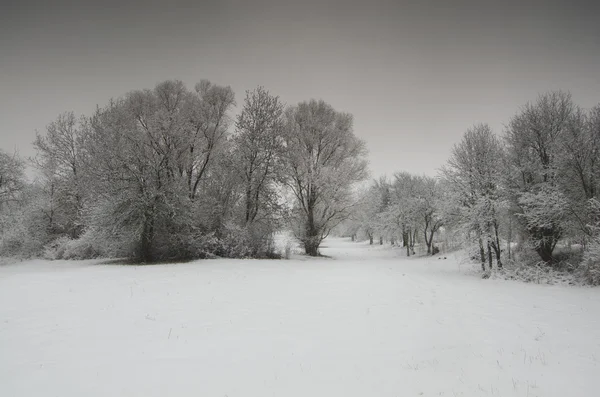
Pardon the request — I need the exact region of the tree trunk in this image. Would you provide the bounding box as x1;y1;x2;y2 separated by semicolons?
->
535;241;555;263
493;222;503;268
379;236;383;245
507;217;512;261
479;237;486;271
487;240;493;270
369;234;373;245
304;240;319;256
304;209;320;256
425;229;431;254
244;184;253;224
139;213;154;263
531;226;559;264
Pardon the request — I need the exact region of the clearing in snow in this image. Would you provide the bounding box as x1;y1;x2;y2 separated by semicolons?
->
1;238;599;396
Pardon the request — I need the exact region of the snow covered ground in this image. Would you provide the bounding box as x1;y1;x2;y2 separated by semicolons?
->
1;238;599;397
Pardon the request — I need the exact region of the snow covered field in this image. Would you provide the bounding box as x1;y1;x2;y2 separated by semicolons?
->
1;238;599;397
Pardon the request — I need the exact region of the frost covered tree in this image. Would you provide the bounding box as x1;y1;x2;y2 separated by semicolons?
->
441;124;505;269
413;176;444;255
33;112;88;238
0;150;26;253
582;198;600;284
505;91;575;263
84;80;236;261
558;104;600;239
0;150;24;210
282;100;368;256
0;151;58;256
181;80;236;200
379;172;418;256
352;179;390;245
232;87;284;226
385;173;442;256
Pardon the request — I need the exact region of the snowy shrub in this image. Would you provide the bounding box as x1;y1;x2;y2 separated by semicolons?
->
62;231;105;260
0;205;50;258
43;233;104;261
580;199;600;285
488;260;577;285
582;241;600;285
211;223;255;258
43;236;72;260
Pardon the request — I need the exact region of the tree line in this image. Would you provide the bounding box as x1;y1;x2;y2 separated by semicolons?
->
0;80;368;261
344;91;599;283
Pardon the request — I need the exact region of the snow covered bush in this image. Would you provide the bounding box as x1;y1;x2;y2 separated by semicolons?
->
582;242;600;285
581;199;600;285
0;200;51;258
42;236;72;260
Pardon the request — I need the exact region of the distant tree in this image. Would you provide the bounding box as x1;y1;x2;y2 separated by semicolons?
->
385;172;443;256
282;100;368;256
0;150;27;253
386;172;421;256
372;176;392;244
353;182;386;245
0;150;24;210
413;176;444;255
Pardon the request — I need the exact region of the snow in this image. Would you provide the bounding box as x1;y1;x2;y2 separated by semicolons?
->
1;238;599;397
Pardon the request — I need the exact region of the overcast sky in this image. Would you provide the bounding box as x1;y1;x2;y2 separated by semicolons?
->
1;0;599;178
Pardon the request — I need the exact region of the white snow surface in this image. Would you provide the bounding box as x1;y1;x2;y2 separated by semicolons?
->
1;238;599;396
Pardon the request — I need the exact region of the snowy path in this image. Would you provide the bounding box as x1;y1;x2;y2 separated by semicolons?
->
1;238;599;396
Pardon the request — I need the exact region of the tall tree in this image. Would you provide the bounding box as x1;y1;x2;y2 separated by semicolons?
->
182;80;236;200
441;124;505;269
505;91;574;263
413;176;444;255
232;86;284;225
33;112;87;238
559;104;600;239
282;100;368;256
84;80;236;262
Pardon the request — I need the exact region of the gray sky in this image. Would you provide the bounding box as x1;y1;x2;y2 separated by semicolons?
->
1;0;599;178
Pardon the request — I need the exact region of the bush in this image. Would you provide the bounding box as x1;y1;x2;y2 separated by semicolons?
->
582;241;600;285
205;222;281;259
63;232;103;259
43;236;72;260
0;207;49;258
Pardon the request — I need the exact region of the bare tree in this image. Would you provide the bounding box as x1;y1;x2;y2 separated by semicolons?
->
282;100;368;256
